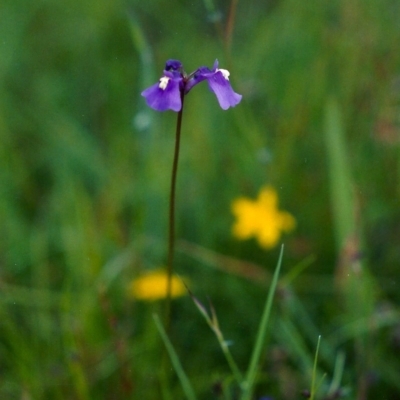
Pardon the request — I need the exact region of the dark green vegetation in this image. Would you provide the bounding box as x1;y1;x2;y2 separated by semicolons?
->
1;0;400;398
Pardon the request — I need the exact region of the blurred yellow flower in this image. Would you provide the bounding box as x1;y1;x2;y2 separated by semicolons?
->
231;186;296;249
128;269;186;301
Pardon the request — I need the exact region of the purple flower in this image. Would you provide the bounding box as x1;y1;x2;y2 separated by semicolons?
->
141;71;183;112
141;59;242;112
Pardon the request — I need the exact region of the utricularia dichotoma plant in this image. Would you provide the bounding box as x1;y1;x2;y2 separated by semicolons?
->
141;59;242;324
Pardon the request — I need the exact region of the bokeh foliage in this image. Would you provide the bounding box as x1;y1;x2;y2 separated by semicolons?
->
1;0;400;398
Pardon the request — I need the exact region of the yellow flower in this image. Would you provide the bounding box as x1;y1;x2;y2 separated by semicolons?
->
231;186;296;249
128;269;186;301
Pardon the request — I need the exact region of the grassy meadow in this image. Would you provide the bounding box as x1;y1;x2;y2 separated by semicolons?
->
1;0;400;398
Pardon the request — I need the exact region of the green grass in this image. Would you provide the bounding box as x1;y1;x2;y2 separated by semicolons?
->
1;0;400;398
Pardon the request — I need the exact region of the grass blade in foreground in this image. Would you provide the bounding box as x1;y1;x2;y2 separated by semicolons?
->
153;314;197;400
327;352;346;397
240;245;284;400
188;287;244;386
323;98;355;248
309;335;322;400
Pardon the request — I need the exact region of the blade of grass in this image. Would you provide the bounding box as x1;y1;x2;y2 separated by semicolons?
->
178;240;270;285
61;292;90;400
128;11;154;89
323;97;354;248
309;335;321;400
324;97;377;398
328;351;346;396
281;288;336;368
240;245;284;400
189;291;244;385
280;254;316;286
153;314;197;400
209;302;244;385
326;309;400;346
275;316;314;372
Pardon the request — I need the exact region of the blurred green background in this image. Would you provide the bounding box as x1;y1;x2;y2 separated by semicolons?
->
1;0;400;398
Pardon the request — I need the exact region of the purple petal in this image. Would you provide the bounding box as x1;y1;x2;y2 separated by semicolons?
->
184;66;211;93
206;71;242;110
165;59;183;74
141;76;182;112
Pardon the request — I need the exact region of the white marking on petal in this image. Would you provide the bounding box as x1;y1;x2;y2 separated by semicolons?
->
217;68;230;80
159;76;170;90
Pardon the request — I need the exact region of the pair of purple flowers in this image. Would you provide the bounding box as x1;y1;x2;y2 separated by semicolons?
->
141;59;242;112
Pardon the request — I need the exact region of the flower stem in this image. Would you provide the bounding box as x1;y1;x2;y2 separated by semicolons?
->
165;92;185;328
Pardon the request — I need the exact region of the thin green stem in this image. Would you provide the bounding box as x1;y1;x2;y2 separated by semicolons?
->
241;245;284;400
310;335;322;400
154;314;197;400
165;91;185;328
